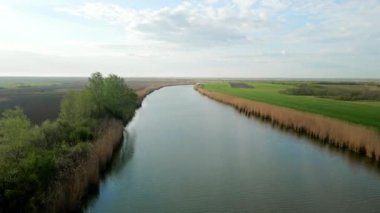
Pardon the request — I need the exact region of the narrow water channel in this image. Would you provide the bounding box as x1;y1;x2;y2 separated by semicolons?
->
86;85;380;212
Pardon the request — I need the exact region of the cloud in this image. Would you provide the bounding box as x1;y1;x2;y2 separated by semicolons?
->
58;0;380;53
232;0;258;10
285;0;380;54
58;1;271;47
0;4;12;17
2;0;379;77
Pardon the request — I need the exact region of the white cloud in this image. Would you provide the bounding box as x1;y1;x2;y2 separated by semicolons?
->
1;0;379;77
232;0;258;10
0;4;12;18
204;0;219;5
286;0;380;55
58;1;271;47
58;0;380;53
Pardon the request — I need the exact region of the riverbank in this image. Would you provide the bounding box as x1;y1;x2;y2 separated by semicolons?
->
202;82;380;130
45;83;188;212
44;87;154;212
45;118;124;212
0;73;139;212
87;85;380;212
135;82;194;104
195;84;380;161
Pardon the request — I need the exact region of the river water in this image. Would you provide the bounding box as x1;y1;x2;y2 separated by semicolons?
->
86;85;380;212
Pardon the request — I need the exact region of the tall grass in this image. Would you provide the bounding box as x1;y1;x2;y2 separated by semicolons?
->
135;82;193;106
195;85;380;161
45;118;124;212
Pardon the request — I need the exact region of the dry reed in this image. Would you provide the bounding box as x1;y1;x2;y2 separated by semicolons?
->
136;83;191;100
43;83;182;212
34;83;183;212
195;85;380;161
45;118;124;212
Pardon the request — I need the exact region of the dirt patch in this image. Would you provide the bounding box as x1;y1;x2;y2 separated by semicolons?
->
229;82;254;88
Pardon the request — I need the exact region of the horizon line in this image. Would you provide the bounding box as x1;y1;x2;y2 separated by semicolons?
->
0;76;379;81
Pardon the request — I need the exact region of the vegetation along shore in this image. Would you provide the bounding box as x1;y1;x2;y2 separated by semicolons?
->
195;82;380;161
0;73;137;212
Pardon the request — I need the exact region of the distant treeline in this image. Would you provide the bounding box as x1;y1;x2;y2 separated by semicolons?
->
0;73;137;212
283;83;380;101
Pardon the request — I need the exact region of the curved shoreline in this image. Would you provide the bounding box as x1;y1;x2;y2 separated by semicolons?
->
194;84;380;162
45;83;380;211
135;83;194;105
46;83;192;212
46;118;124;212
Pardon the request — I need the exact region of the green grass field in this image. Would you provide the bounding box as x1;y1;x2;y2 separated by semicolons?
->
203;82;380;131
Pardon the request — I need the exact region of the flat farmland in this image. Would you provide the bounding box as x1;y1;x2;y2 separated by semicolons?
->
0;78;86;124
0;77;195;124
202;82;380;131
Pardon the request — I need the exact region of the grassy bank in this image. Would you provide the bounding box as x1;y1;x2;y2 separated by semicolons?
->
203;82;380;131
195;84;380;161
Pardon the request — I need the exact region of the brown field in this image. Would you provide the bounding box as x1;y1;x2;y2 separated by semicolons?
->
195;85;380;161
0;78;86;124
0;77;197;124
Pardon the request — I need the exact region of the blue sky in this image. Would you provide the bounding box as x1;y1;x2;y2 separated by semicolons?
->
0;0;379;78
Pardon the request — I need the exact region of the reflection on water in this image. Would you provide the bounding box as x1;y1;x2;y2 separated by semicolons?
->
233;107;380;177
106;130;136;176
254;119;380;176
83;130;135;209
86;86;380;213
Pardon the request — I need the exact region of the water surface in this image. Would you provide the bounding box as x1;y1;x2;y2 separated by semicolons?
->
87;85;380;212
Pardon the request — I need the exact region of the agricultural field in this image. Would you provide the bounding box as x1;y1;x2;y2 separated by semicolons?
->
202;82;380;131
0;78;87;124
0;77;195;124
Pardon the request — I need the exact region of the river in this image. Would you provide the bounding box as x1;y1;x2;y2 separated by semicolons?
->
86;85;380;212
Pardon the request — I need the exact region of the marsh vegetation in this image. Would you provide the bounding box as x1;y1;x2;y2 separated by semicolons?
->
0;73;137;212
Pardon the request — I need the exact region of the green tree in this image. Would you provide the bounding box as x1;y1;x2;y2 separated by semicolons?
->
0;107;36;161
85;73;137;122
58;91;95;145
87;72;105;117
0;107;56;211
33;120;60;149
103;74;137;120
0;72;138;212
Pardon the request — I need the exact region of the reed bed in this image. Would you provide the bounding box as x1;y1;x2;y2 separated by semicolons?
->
46;118;124;212
44;82;168;212
195;85;380;162
136;83;191;100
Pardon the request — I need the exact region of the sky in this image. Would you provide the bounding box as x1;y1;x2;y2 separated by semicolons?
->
0;0;379;78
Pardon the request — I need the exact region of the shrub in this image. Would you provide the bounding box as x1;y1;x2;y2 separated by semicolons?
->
0;73;137;212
